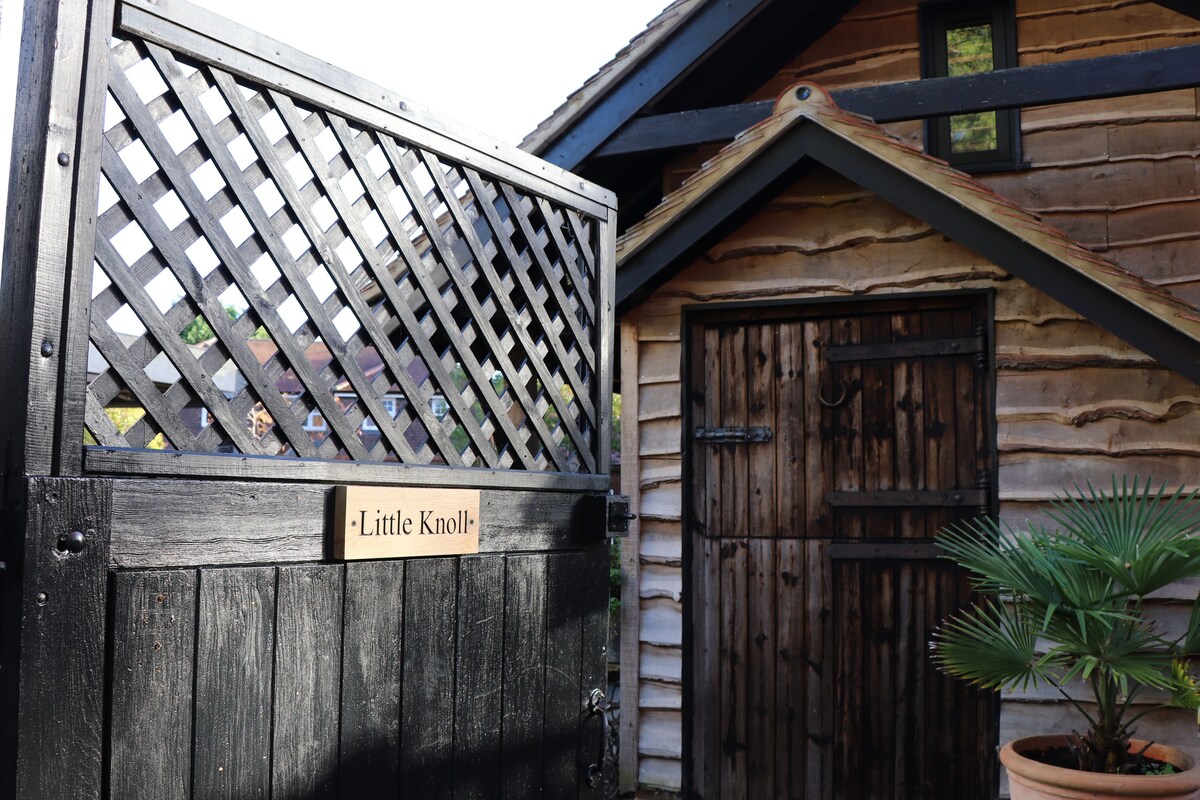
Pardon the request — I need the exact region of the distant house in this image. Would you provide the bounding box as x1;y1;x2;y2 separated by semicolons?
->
523;2;1200;797
91;334;447;457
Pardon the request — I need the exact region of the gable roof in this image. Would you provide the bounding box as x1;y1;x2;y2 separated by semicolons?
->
616;82;1200;386
521;0;862;172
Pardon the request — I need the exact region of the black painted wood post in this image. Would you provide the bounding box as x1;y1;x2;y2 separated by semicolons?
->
11;479;112;800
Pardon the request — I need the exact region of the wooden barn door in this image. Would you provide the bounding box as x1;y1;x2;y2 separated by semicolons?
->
686;295;998;799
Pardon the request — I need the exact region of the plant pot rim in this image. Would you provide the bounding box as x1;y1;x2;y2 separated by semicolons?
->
1002;735;1200;796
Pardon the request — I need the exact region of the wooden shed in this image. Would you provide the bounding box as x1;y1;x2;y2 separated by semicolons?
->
520;1;1200;797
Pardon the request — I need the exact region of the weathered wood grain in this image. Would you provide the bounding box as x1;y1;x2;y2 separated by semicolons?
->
11;478;111;800
339;559;404;799
108;569;197;800
192;566;276;799
400;557;457;800
619;311;643;794
543;552;584;796
452;555;506;800
109;479;601;568
271;565;344;799
501;554;548;799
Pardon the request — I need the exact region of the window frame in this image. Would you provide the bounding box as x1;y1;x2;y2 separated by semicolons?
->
920;0;1021;172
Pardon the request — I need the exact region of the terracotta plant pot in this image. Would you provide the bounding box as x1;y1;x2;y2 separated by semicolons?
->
1002;735;1200;800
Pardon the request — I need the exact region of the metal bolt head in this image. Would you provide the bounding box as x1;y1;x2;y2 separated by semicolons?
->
57;530;86;554
35;592;48;606
40;339;54;357
56;152;70;167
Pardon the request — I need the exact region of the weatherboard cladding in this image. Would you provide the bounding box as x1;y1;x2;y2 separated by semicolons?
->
615;82;1200;385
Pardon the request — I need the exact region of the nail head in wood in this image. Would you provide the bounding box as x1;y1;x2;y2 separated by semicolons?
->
40;340;54;357
35;592;48;606
56;530;87;554
56;152;69;166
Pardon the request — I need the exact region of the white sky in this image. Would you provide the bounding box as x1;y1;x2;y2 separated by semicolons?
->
0;0;664;262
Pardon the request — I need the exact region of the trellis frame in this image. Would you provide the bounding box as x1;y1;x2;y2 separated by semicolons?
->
4;0;617;495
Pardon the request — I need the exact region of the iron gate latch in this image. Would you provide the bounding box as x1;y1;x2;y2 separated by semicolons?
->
693;426;774;443
605;494;635;537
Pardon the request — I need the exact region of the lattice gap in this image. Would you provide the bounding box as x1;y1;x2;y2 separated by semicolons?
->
85;35;601;473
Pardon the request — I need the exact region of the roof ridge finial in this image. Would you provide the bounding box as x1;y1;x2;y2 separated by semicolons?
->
776;81;836;115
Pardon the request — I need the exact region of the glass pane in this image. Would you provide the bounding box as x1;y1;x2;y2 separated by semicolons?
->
946;23;998;154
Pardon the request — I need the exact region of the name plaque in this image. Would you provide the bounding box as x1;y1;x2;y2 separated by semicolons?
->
334;485;481;560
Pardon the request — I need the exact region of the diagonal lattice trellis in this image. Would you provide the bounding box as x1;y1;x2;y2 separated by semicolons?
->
86;32;603;474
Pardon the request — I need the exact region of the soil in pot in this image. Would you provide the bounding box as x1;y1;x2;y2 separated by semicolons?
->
1021;745;1180;776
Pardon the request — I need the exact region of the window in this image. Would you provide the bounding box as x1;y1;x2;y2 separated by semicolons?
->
921;1;1019;171
361;396;399;432
304;408;326;432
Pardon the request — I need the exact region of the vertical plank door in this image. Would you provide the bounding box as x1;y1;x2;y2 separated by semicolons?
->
688;295;998;799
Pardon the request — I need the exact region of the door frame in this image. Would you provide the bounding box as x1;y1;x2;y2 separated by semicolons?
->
679;289;998;798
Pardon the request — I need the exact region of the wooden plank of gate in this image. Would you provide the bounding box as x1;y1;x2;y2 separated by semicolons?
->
400;557;457;800
339;560;404;799
776;322;805;537
501;554;548;799
832;316;864;537
804;539;832;800
719;538;748;800
452;555;506;800
747;324;775;539
721;326;748;545
577;539;610;799
747;538;776;798
861;313;896;540
11;478;111;799
694;325;722;795
109;480;594;568
803;320;832;540
271;565;344;799
192;566;276;798
543;552;584;796
893;311;926;542
776;539;804;796
924;308;958;539
108;570;197;800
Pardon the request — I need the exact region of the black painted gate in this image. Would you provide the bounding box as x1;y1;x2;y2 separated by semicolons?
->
0;1;617;797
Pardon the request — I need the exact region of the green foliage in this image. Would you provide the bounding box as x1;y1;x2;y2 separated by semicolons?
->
179;305;268;344
946;23;998;153
609;539;622;634
932;477;1200;774
83;407;167;449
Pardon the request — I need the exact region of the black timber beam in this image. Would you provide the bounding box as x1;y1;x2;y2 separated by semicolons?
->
1155;1;1200;20
596;42;1200;158
535;0;768;171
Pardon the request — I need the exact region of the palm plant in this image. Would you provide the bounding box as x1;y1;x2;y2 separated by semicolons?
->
932;477;1200;774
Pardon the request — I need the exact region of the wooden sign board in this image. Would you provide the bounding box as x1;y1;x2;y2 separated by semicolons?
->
334;485;480;560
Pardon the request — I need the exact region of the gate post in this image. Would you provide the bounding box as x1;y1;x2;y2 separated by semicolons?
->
1;0;115;795
9;479;111;800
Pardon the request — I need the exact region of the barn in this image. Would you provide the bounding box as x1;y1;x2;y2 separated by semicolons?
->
521;1;1200;797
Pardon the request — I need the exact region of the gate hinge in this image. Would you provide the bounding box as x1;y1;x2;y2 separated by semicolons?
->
693;426;774;444
605;494;636;537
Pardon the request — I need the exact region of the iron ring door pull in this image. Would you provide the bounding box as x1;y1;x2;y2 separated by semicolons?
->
585;688;611;789
818;380;848;408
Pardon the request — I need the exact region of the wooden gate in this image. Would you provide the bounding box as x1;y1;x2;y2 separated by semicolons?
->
0;1;617;797
685;294;998;799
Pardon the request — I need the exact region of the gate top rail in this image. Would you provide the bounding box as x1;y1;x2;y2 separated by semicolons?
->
9;0;618;491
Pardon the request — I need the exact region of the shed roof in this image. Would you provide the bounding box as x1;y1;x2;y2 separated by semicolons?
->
615;82;1200;386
